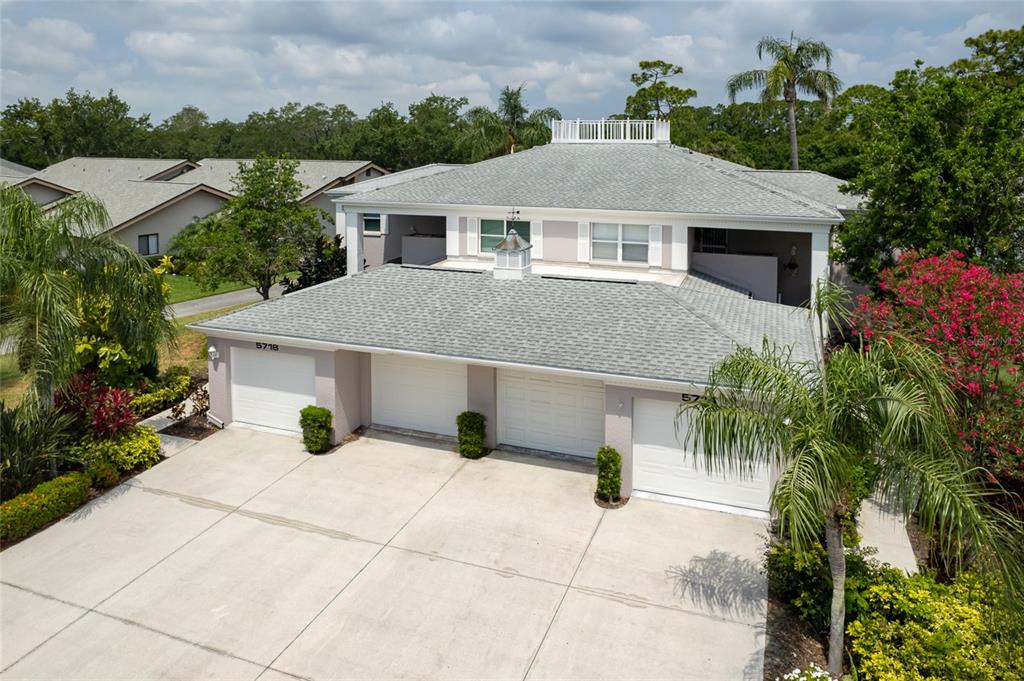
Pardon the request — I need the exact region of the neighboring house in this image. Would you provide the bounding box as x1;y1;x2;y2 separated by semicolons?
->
192;120;842;518
0;157;37;179
4;157;386;256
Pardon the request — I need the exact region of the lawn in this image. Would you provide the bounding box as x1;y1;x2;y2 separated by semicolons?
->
0;354;29;407
160;303;254;379
164;274;248;304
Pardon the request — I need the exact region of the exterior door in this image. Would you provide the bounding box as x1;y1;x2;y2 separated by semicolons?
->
497;369;605;458
371;354;466;436
230;348;316;432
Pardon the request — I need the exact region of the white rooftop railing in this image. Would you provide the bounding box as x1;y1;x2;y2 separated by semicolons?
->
550;119;671;144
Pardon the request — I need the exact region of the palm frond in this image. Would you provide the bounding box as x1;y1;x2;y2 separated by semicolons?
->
726;70;768;103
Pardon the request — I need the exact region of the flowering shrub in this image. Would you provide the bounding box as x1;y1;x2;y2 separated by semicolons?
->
57;372;137;439
71;426;161;473
778;664;834;681
853;252;1024;482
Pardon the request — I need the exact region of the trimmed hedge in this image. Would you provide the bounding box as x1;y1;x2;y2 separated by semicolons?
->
456;411;489;459
596;446;622;501
299;406;333;454
0;472;91;542
72;426;161;473
86;459;120;489
131;369;191;417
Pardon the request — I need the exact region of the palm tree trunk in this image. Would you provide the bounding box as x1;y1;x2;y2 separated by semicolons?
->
786;97;799;170
824;514;846;677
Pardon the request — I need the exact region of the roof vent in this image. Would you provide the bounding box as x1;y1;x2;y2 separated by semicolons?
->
550;119;670;144
493;228;532;280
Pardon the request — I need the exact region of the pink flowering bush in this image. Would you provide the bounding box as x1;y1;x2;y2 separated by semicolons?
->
852;252;1024;484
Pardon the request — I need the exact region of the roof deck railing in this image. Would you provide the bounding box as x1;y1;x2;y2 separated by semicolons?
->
550;119;671;144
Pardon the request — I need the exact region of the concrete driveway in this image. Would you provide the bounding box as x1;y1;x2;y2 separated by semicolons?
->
0;427;768;681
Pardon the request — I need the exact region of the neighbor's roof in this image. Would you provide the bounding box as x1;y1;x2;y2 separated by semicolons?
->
192;264;817;385
0;158;37;177
327;163;463;196
340;143;842;220
186;158;379;199
745;170;865;211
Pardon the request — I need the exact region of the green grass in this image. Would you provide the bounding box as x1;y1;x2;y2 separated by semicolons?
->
0;354;28;407
165;274;248;304
161;303;255;377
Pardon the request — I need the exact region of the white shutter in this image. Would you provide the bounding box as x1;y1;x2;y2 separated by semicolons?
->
467;217;479;256
530;220;543;259
648;225;662;267
445;215;459;257
671;224;688;271
577;221;590;263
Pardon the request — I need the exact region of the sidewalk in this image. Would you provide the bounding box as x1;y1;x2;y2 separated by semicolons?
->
858;497;918;573
168;284;283;319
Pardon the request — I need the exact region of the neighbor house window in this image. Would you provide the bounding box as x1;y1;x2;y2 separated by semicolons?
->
480;219;530;252
591;223;648;263
363;213;381;234
138;234;159;255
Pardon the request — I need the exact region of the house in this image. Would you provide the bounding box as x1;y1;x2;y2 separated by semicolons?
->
192;119;845;517
0;157;37;179
4;157;386;256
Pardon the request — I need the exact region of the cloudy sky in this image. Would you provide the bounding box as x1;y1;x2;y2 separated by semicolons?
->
2;1;1021;123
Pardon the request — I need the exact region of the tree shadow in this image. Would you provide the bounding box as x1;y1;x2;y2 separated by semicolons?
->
65;483;131;522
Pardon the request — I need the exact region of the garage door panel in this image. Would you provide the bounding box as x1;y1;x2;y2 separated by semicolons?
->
497;370;605;458
231;348;316;432
633;398;771;512
371;355;466;436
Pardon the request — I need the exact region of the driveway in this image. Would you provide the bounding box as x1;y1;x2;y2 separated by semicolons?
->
0;428;768;681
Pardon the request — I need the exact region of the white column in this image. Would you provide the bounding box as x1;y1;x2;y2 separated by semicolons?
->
445;215;460;257
345;210;363;275
671;224;688;271
379;213;389;235
530;220;543;259
810;228;830;304
648;225;662;268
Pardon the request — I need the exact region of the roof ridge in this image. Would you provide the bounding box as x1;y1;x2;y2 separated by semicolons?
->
650;282;748;350
663;147;841;218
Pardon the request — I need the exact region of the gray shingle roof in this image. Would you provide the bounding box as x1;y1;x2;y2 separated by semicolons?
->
0;158;37;177
745;170;865;211
327;164;463;196
193;264;817;385
340;143;842;219
187;158;375;198
680;270;753;299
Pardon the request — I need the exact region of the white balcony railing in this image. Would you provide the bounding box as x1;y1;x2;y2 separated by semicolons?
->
550;119;671;144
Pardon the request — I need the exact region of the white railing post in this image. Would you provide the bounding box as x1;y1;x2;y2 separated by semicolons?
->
549;118;671;144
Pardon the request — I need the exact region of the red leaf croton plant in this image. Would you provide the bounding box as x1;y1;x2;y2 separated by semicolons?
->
853;252;1024;485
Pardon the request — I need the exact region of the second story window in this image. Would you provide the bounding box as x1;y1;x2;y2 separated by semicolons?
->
481;219;530;252
363;213;381;234
591;223;649;263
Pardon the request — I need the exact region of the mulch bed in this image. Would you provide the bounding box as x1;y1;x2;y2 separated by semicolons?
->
594;495;629;509
159;414;218;441
762;597;828;680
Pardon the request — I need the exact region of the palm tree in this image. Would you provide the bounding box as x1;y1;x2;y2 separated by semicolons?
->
681;289;1024;677
459;85;561;160
727;33;842;169
0;185;173;411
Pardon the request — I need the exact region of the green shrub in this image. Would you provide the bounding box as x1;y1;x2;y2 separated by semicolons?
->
455;411;489;459
71;426;161;472
0;472;91;542
848;571;1024;680
130;369;191;417
299;405;333;454
86;459;120;489
595;446;622;501
765;540;877;634
1;402;74;501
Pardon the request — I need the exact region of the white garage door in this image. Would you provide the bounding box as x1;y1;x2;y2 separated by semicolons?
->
231;348;316;432
497;369;605;458
371;354;466;436
633;398;771;513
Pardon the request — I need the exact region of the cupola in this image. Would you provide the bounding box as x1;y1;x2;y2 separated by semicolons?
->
493;229;532;280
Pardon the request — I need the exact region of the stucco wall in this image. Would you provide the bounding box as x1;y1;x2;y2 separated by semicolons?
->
333;348;368;437
467;365;498;448
115;191;225;256
541;220;578;263
692;252;779;302
306;193;338;237
384;214;445;263
21;183;68;206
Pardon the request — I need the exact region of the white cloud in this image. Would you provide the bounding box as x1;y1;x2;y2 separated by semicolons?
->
1;17;96;73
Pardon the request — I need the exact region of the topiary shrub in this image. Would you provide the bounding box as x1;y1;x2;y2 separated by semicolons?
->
0;472;91;543
299;405;333;454
71;425;161;473
86;459;120;489
456;411;489;459
595;446;622;501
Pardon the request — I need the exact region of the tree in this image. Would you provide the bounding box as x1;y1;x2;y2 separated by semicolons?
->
727;33;842;170
459;85;560;159
170;155;326;300
0;186;172;410
624;60;697;119
405;95;469;167
853;252;1024;486
835;63;1024;284
950;25;1023;89
282;235;347;293
682;288;1024;677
